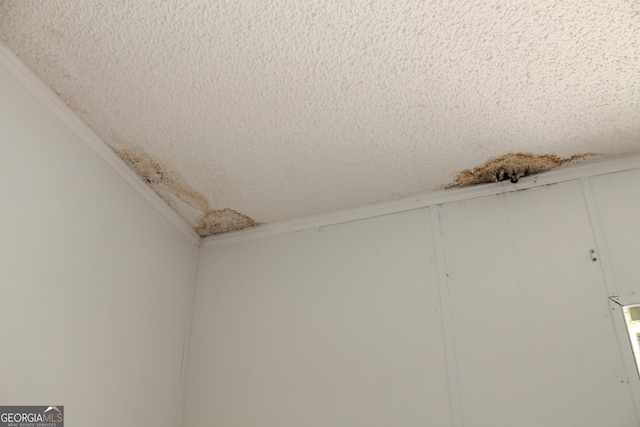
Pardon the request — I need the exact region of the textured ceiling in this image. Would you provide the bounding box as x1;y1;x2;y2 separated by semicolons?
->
1;1;639;236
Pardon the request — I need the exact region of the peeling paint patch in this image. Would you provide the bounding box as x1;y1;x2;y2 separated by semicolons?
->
445;152;600;188
196;209;259;237
112;144;258;237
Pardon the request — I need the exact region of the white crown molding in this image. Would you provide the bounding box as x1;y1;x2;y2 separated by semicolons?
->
4;41;637;249
203;153;640;247
0;43;201;246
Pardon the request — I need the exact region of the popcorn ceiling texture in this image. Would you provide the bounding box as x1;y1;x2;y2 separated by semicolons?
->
1;1;639;234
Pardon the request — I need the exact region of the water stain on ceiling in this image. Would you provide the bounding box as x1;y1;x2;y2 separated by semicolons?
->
196;209;257;237
445;152;600;188
1;1;638;233
114;144;258;237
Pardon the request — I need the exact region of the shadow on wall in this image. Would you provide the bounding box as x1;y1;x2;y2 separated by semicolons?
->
444;152;600;188
112;143;258;237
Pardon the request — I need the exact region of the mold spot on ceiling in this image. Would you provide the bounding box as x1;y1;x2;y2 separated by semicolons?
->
445;152;600;188
196;209;259;237
112;144;258;237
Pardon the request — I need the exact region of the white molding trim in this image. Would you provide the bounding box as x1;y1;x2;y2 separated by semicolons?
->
0;43;201;246
5;42;637;249
203;153;640;247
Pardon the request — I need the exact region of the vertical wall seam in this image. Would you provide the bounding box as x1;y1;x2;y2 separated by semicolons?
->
175;244;200;427
580;177;618;296
430;205;464;427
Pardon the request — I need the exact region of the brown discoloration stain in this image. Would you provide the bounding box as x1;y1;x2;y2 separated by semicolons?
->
43;25;65;39
444;152;600;188
112;143;258;237
196;209;259;237
115;145;211;212
53;89;87;116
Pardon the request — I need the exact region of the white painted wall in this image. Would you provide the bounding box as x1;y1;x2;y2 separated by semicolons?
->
3;41;639;427
185;171;640;426
439;180;637;426
590;169;640;299
184;209;452;426
0;62;196;426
